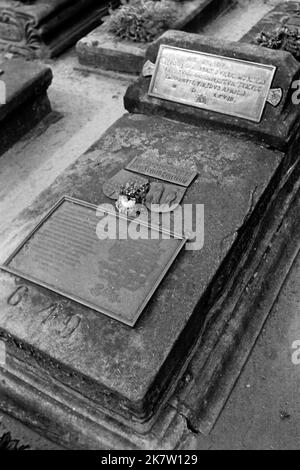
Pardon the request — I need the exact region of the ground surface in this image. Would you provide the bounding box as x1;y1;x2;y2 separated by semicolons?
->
0;0;299;450
197;248;300;450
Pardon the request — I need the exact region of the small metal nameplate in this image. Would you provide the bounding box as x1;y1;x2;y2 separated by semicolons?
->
148;45;276;123
126;156;197;187
1;196;186;327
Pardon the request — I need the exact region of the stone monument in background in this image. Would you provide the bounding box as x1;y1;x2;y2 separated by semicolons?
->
0;0;118;58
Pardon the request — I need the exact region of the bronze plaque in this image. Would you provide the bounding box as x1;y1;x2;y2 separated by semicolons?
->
1;197;186;327
148;45;276;123
126;156;197;187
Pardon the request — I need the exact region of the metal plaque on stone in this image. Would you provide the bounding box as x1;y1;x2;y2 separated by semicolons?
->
126;156;197;187
1;196;186;327
148;45;276;123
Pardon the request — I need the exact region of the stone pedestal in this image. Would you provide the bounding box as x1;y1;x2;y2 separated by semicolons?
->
0;58;52;156
76;0;233;74
0;0;118;58
0;32;300;448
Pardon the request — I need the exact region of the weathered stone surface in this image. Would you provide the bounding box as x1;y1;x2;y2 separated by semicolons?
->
241;1;300;44
0;112;284;434
76;0;233;74
1;142;300;448
175;153;300;435
124;30;300;150
0;58;52;156
77;31;147;75
0;0;118;58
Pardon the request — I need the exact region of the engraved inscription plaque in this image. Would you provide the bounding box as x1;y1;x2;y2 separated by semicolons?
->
149;45;276;123
1;197;186;327
126;156;197;187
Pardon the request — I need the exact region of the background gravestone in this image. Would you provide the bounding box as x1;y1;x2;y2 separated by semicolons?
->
0;58;52;156
76;0;233;74
0;0;119;58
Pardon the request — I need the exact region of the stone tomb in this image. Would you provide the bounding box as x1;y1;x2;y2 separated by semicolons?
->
242;1;300;46
76;0;232;75
0;58;52;156
0;0;119;58
0;31;300;449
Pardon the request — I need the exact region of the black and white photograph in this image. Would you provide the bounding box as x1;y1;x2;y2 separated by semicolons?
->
0;0;299;455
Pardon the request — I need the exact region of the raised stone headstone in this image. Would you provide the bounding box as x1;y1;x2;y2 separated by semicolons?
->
0;0;119;58
0;58;52;156
0;31;300;449
125;31;300;150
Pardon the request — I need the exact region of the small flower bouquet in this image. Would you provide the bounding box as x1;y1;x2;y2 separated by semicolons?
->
116;180;150;214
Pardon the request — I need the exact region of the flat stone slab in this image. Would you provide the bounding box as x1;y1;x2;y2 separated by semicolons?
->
242;1;300;45
0;58;52;156
0;0;118;58
0;112;284;431
76;0;232;74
